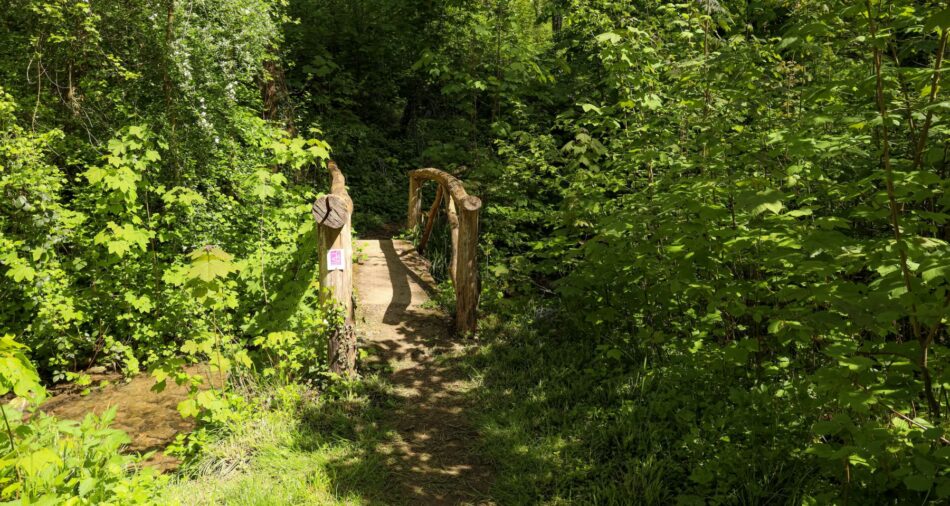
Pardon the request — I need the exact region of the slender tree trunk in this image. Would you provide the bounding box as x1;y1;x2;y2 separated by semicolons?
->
867;0;940;419
164;0;179;182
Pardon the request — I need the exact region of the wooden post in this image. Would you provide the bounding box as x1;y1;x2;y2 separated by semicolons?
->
445;195;459;284
418;185;444;255
313;161;356;376
455;195;481;335
408;175;422;230
407;168;481;335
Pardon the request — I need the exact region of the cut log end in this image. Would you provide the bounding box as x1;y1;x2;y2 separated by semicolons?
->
462;195;482;212
313;194;349;230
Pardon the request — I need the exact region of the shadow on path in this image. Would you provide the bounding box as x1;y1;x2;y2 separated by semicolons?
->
379;239;413;325
342;239;492;505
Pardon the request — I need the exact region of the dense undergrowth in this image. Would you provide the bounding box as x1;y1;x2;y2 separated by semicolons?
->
0;0;346;501
400;0;950;503
465;307;823;504
4;0;950;503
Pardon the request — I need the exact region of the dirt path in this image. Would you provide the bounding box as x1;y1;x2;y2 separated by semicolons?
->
355;239;491;505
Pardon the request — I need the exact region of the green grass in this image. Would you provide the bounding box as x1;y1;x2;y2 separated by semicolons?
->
457;311;661;505
164;379;394;506
455;308;820;505
162;302;821;506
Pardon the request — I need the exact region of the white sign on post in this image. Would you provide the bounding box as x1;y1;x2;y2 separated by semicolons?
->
327;249;346;271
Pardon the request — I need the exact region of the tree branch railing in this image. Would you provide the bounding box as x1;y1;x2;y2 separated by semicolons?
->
312;160;356;376
407;168;482;335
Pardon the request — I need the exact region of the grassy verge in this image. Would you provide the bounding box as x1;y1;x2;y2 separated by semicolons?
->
457;307;821;505
163;378;394;506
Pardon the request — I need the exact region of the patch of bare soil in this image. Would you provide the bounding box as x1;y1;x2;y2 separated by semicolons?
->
356;239;493;505
41;365;222;472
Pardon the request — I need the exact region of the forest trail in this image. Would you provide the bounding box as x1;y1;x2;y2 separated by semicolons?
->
355;239;492;505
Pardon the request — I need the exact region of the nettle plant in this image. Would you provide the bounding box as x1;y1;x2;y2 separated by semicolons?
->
0;335;163;504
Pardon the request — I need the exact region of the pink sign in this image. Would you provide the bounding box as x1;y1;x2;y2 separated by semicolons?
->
327;249;345;271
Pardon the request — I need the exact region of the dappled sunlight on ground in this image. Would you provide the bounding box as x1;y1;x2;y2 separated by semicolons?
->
351;239;493;505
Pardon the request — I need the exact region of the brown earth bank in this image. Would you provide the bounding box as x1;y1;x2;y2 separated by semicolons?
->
40;365;223;472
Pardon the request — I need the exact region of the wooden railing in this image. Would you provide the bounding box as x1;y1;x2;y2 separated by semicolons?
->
407;168;482;335
312;161;356;376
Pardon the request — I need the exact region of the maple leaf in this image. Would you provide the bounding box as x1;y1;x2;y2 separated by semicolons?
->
187;246;238;282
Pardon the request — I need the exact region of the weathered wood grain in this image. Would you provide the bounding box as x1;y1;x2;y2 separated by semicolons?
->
312;194;349;230
407;168;482;335
316;161;356;376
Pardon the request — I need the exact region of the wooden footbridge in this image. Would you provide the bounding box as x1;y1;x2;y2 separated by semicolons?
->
43;160;491;502
311;161;482;376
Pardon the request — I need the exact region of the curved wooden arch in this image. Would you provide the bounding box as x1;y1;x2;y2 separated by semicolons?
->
408;168;483;216
407;168;481;335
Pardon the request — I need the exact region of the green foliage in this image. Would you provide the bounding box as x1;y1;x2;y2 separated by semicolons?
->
253;329;331;384
0;335;45;403
0;408;166;505
289;0;950;502
0;0;344;501
0;0;334;380
467;311;817;504
164;382;391;505
452;0;950;502
0;337;162;504
5;0;950;502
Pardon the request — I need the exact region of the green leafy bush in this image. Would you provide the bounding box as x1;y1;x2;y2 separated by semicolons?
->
0;409;166;505
0;0;334;381
0;334;163;504
461;1;950;502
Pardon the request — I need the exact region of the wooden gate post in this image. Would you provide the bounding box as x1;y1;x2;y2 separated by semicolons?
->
313;161;356;376
455;196;481;335
408;175;422;230
407;168;481;335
